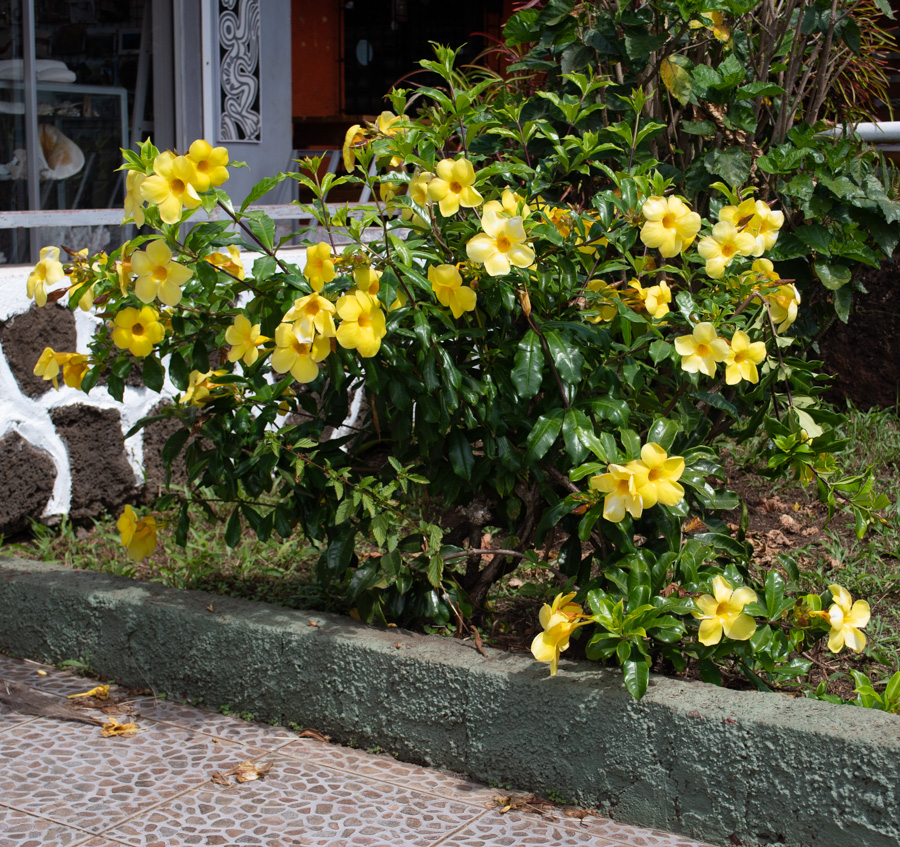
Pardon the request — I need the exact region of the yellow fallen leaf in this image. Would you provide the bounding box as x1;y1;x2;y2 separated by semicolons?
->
68;685;110;701
36;670;48;677
100;716;139;737
211;760;272;786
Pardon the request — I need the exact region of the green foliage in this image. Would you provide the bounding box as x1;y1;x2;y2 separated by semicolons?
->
42;16;898;701
503;0;900;323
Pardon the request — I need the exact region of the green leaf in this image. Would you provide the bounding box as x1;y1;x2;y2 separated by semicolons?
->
736;82;785;99
161;428;189;465
764;570;785;618
872;0;894;17
705;148;751;187
526;411;564;463
225;507;242;548
318;531;357;584
544;329;583;383
815;262;851;290
142;356;164;393
168;351;190;392
562;409;590;464
795;223;831;255
448;430;475;480
427;554;444;589
240;174;288;212
512;330;543;398
622;659;649;700
647;418;680;451
245;211;275;250
680;120;716;136
660;54;693;106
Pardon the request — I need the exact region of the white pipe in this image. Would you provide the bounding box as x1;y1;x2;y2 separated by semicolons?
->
822;121;900;150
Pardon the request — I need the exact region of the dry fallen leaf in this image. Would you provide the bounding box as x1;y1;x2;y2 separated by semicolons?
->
67;685;109;701
297;728;330;742
491;794;553;817
211;760;272;786
684;516;707;533
308;619;319;627
206;604;215;612
779;514;800;533
36;670;48;677
100;716;139;737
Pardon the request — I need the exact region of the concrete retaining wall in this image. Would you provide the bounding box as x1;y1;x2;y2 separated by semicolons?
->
0;555;896;847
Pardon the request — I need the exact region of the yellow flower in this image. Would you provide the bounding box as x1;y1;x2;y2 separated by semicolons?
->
180;369;228;405
205;245;245;279
428;264;477;319
27;246;66;307
589;462;650;523
408;171;433;207
768;283;801;333
427;158;483;216
61;353;89;390
304;242;336;292
824;584;870;653
719;198;784;255
630;279;672;319
186;139;229;191
282;292;337;338
500;188;531;217
271;323;331;382
335;290;387;357
376;111;402;136
751;257;780;282
530;592;589;676
69;281;95;312
628;443;685;509
585;279;620;323
724;330;767;385
674;322;729;377
117;504;158;561
697;221;757;278
33;347;65;389
140;151;201;224
691;576;758;645
112;306;166;358
123;170;146;227
639;196;701;257
465;208;535;276
352;265;382;296
691;10;731;43
131;240;193;307
225;314;267;365
342;123;365;172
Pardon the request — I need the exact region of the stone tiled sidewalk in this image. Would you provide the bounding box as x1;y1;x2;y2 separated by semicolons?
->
0;654;715;847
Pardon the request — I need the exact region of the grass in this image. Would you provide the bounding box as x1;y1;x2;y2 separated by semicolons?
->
2;505;330;612
3;403;899;701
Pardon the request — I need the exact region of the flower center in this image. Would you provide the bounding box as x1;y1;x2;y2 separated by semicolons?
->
132;322;145;337
496;234;511;253
721;244;735;259
152;266;167;282
715;601;732;617
661;213;676;229
696;343;710;357
449;181;463;194
172;178;185;195
358;313;371;330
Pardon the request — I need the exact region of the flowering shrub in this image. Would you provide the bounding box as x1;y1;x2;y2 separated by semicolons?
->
26;31;894;698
